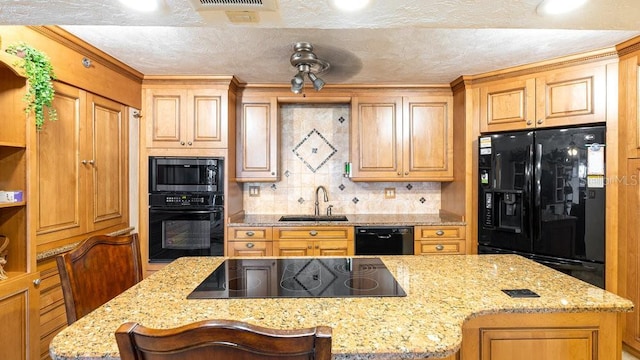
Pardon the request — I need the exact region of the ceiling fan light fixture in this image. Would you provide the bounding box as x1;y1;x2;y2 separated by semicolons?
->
536;0;588;15
289;42;330;94
308;72;325;91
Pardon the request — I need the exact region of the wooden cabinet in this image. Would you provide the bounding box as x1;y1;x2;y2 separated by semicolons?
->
145;87;227;149
480;63;608;133
462;312;618;360
236;97;279;181
350;95;453;181
414;225;465;255
227;227;273;257
273;226;354;256
0;54;39;360
37;258;66;360
34;82;129;246
623;158;640;351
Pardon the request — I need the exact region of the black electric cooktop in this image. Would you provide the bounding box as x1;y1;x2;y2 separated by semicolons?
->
187;257;406;299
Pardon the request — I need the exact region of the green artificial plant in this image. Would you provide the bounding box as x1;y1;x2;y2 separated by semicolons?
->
5;42;57;129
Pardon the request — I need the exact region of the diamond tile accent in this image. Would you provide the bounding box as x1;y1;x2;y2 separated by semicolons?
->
298;197;305;204
284;170;291;177
292;129;338;173
338;116;345;123
270;184;277;190
352;197;359;204
419;197;426;203
406;184;413;190
339;184;345;191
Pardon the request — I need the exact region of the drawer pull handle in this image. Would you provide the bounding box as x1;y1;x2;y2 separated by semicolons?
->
308;245;313;249
246;231;255;237
435;244;444;251
245;242;255;248
435;230;445;236
309;230;318;236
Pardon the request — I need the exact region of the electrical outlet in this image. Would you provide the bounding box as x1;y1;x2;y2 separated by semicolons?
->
249;186;260;197
384;188;396;199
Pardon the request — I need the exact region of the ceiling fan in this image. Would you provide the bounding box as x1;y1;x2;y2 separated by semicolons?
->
289;42;330;93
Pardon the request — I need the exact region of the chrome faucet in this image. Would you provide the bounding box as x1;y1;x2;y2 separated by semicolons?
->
314;186;329;216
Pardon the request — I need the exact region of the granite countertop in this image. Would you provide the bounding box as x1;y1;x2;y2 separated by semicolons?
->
229;213;465;227
49;255;632;360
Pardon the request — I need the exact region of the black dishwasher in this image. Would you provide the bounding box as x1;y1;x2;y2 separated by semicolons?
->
355;226;414;255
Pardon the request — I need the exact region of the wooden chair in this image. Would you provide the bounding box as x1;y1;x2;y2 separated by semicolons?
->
56;233;143;325
115;319;332;360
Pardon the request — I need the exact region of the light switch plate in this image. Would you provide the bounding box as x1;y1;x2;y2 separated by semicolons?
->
249;186;260;197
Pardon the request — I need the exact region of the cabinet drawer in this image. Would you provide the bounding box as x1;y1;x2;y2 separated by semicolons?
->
274;227;353;241
228;227;273;240
227;241;272;257
415;240;465;255
415;225;465;240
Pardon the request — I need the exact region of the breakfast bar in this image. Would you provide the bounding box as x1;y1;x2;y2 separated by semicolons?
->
49;255;633;360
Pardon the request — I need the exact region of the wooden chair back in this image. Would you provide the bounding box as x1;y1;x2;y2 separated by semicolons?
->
56;233;143;325
115;319;332;360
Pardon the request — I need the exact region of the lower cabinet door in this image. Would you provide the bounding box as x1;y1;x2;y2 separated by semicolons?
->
0;273;40;360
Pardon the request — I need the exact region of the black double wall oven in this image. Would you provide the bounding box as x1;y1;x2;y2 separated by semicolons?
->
148;157;224;262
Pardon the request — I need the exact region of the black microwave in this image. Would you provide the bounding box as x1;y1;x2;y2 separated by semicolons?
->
149;157;223;193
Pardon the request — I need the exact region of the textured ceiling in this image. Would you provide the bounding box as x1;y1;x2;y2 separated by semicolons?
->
1;0;639;84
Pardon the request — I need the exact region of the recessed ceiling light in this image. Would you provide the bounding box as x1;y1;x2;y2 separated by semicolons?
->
119;0;159;12
330;0;371;12
536;0;588;15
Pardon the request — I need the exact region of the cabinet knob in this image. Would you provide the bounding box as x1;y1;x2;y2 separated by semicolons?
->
308;245;312;249
436;230;445;236
435;244;444;251
188;141;193;146
246;231;255;237
81;160;95;165
404;172;409;175
33;278;41;286
245;242;255;248
397;172;401;176
271;172;275;176
537;119;543;124
315;245;319;249
309;230;318;236
180;141;185;145
526;120;532;125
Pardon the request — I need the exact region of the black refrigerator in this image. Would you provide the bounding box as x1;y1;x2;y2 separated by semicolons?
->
478;125;606;288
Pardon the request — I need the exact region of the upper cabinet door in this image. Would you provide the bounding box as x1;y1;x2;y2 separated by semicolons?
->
87;93;128;232
480;78;536;133
236;97;279;181
535;64;606;129
350;96;403;180
145;87;227;149
187;89;226;148
480;62;609;134
146;88;186;148
35;82;87;243
402;96;454;180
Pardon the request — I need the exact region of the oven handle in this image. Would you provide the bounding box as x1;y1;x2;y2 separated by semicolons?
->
149;208;222;214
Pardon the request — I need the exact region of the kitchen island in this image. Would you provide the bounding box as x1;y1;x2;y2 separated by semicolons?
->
49;255;632;360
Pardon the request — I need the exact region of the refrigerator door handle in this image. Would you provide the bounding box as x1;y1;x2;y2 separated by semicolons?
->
534;143;542;208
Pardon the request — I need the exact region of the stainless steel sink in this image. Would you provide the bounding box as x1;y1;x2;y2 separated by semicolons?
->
278;215;349;222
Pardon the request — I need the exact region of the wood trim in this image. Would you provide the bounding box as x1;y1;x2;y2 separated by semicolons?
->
31;26;143;82
461;48;618;86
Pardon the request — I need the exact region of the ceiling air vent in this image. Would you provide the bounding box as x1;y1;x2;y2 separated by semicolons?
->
188;0;278;12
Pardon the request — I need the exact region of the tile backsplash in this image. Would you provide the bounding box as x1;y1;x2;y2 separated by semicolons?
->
242;104;441;214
